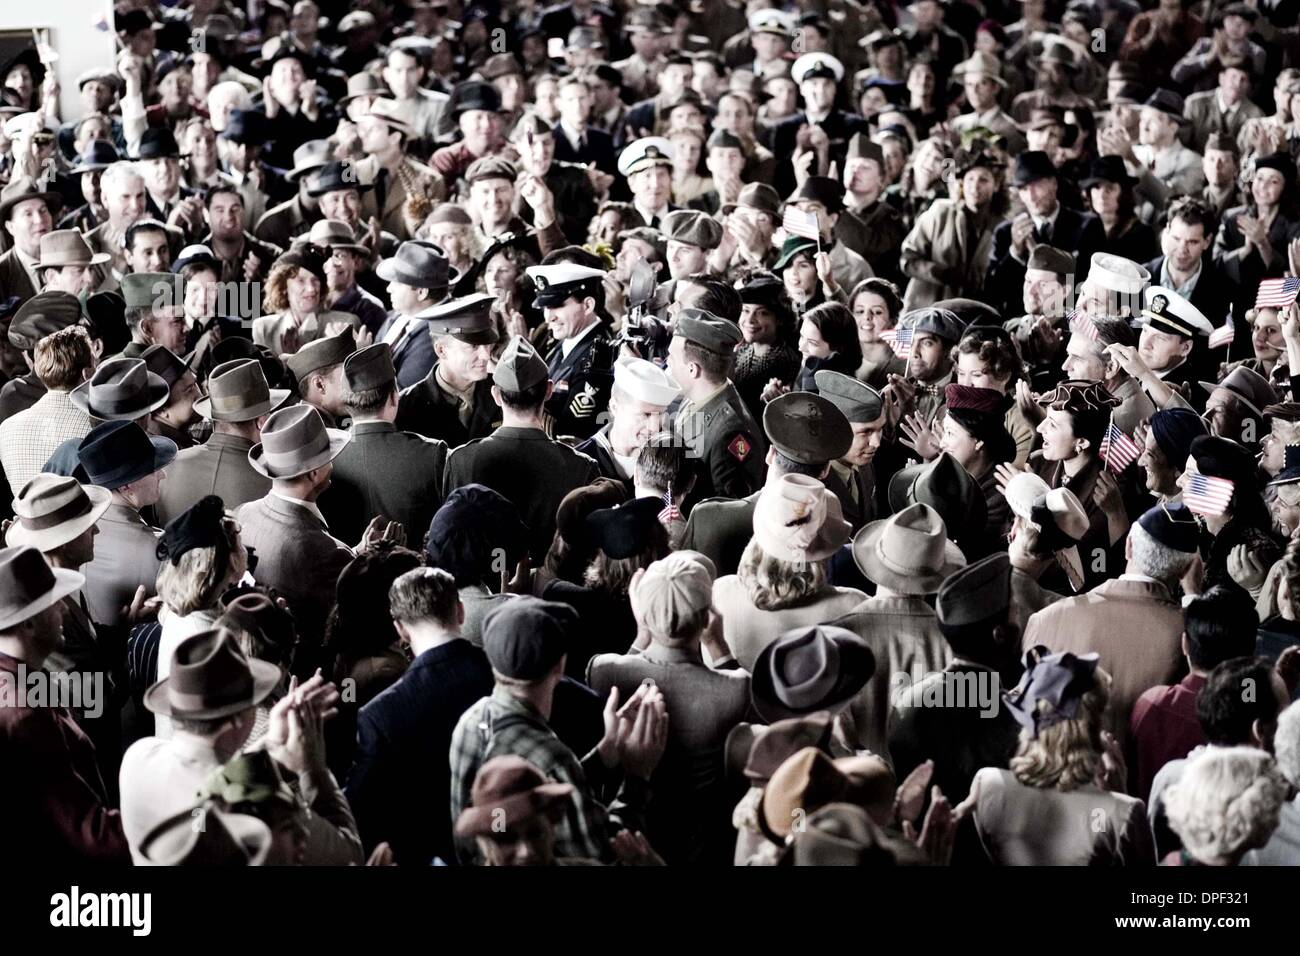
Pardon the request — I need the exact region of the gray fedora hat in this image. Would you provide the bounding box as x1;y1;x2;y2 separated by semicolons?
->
70;357;171;420
852;502;966;595
6;474;111;553
247;403;350;479
0;545;86;631
751;625;876;723
375;240;456;291
193;359;291;423
34;229;111;270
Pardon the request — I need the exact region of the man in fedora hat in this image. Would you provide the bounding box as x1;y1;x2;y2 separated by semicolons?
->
450;596;667;865
154;359;290;526
199;183;284;287
454;755;592;866
376;240;455;390
306;162;393;257
1098;89;1206;226
432;80;511;186
0;176;61;303
0;545;129;863
444;336;599;562
217;109;284;228
34;230;110;298
139;345;201;450
59;140;121;236
587;552;751;865
252;139;331;250
120;626;358;864
0;326;95;497
986;151;1107;318
77;419;177;628
319;343;448;545
826;503;965;756
353;98;448;242
295;219;387;334
70;356;171;429
132;128;205;242
1183;58;1263;154
4;474;116;770
950;51;1025;156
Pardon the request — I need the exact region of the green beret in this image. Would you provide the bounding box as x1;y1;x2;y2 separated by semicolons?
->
674;309;742;354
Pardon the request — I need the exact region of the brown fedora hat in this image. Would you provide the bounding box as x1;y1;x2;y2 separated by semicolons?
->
297;218;368;255
0;545;85;631
138;804;272;866
455;755;575;838
0;175;63;221
143;627;282;719
247;403;350;479
6;474;111;553
193;359;291;422
35;229;111;270
69;357;170;421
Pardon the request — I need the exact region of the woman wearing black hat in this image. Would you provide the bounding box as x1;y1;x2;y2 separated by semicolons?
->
733;272;800;423
1081;156;1159;264
1215;153;1300;300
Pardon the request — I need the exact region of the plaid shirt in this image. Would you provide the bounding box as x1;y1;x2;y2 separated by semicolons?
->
449;685;648;865
0;389;93;497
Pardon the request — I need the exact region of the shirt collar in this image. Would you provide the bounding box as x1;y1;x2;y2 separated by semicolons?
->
1159;256;1202;297
634;201;669;225
561;317;600;357
271;489;328;527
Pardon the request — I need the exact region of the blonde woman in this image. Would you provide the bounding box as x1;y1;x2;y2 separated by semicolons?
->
1162;747;1290;866
252;248;360;356
959;647;1155;865
712;474;864;671
153;496;250;739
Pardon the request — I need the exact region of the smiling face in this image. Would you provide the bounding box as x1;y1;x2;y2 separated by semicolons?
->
611;389;667;450
798;318;831;360
1260;417;1300;475
318;188;362;227
5;197;53;256
1137;426;1176;494
287;267;321;315
666;238;706;280
852;291;892;345
436;334;493;382
1252;307;1285;362
844;412;887;467
739;303;777;345
544;296;594;341
955;350;1010;392
629;165;672;211
939;414;982;470
1037;407;1082;461
961;167;997;210
1251;167;1287;208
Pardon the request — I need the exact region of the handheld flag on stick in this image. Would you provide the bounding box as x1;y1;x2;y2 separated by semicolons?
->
782;206;821;242
1099;420;1141;473
1184;473;1235;517
881;326;914;359
1255;277;1300;311
1207;321;1235;350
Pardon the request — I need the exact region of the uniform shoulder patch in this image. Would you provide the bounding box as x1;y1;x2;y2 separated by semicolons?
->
569;381;598;418
726;433;754;462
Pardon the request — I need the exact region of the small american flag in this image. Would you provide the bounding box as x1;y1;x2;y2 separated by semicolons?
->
1099;422;1141;473
782;206;821;241
1068;310;1099;341
881;326;914;358
1255;277;1300;310
1184;473;1235;517
1208;321;1235;350
658;490;682;524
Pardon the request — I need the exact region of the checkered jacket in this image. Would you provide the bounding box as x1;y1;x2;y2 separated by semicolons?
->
0;390;92;498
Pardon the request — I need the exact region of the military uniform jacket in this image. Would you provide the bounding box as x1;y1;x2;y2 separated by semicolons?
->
769;110;868;196
395;363;501;447
319;420;448;547
824;460;878;532
443;425;599;562
679;491;760;578
154;432;272;527
675;381;767;506
546;324;615;440
835;200;908;286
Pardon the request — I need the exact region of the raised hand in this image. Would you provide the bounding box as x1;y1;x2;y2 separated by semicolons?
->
899;412;942;461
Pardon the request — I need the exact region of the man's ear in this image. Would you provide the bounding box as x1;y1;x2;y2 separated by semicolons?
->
490;384;504;408
545;379;555;400
1178;339;1193;360
2;221;12;240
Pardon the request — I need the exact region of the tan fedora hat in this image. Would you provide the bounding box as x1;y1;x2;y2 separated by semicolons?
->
852;502;966;595
193;359;291;423
138;804;272;867
6;474;111;553
34;229;111;270
143;626;282;720
296;218;368;255
70;357;170;421
0;545;85;631
247;403;350;479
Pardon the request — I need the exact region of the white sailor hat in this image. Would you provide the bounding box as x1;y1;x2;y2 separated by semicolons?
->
618;137;675;177
1141;285;1213;338
1087;252;1150;296
747;8;797;35
3;111;57;139
613;356;681;407
791;52;844;85
526;262;606;307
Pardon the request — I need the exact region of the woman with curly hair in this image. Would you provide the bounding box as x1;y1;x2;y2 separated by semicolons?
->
850;278;907;389
960;648;1155;865
252;247;361;356
1163;746;1290;866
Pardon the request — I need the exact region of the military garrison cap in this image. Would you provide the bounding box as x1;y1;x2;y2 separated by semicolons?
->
675;309;742;354
343;343;396;392
814;370;884;423
493;335;548;392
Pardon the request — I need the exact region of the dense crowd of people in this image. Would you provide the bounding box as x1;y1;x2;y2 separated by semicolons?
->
4;0;1300;868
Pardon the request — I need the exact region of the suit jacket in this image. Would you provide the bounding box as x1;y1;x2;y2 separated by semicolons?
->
552;123;618;176
679;491;759;578
1184;90;1263;155
1131;144;1207;225
443;425;599;562
252;309;360;357
986;207;1107;317
587;643;753;865
235;494;354;655
377;313;437;391
83;503;162;628
346;640;494;866
253;195;319;250
396;362;500;447
900;198;996;310
0;652;128;864
0;247;37;302
357;155;447;241
769;110;868;196
1023;576;1185;741
827;595;952;759
319;420;448;546
1141;253;1244;362
545;325;615;440
1008;568;1065;637
154;431;271;527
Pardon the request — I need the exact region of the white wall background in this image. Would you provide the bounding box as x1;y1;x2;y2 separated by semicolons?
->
0;1;117;122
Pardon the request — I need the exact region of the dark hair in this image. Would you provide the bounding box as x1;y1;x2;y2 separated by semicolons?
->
678;273;742;322
617;226;666;263
682;339;734;382
388;566;460;629
635;433;690;495
497;378;549;410
849;277;903;324
1093;316;1137;348
1184;586;1260;672
324;545;423;665
1066;407;1110;451
1167;196;1217;239
954;327;1024;387
802;302;862;368
203;183;243;208
124;218;169;252
772;450;825;476
345;380;397;415
1196;656;1285;746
